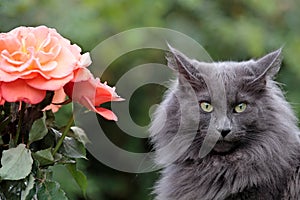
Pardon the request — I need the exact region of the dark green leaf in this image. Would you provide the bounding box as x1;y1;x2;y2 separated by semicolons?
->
0;144;33;180
37;180;68;200
36;168;53;182
61;137;86;159
28;112;48;145
49;128;86;159
0;179;27;200
49;128;62;142
40;131;56;149
25;184;37;200
32;148;54;166
21;175;35;200
53;103;72;128
53;153;76;165
66;163;87;197
70;126;90;145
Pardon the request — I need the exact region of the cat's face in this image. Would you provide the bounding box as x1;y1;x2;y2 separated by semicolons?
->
193;61;265;154
158;46;283;159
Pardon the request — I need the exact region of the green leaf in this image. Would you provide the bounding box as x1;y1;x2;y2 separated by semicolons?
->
50;128;86;159
21;175;35;200
66;163;87;197
70;126;91;145
61;137;86;159
0;144;33;180
25;184;37;200
0;179;27;199
53;153;76;165
28;112;48;145
36;168;53;182
32;148;54;166
37;180;68;200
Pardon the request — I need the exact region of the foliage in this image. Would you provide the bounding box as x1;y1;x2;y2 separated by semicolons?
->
1;0;300;200
0;101;88;199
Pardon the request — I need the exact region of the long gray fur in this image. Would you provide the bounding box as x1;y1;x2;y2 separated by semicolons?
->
150;47;300;200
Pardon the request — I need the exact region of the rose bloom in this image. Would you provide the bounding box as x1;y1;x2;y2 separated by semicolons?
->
0;25;91;106
64;68;123;121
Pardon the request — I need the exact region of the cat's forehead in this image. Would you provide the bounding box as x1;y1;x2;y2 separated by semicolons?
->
191;60;258;89
191;60;256;102
194;60;256;77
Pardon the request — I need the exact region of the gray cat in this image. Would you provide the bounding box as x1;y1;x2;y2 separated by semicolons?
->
150;46;300;200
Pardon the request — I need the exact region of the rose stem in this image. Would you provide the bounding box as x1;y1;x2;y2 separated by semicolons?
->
14;102;26;146
52;115;74;156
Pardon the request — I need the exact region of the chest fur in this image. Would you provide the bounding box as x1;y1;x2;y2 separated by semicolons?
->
154;157;296;200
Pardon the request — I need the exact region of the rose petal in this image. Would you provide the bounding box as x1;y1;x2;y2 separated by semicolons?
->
43;88;66;112
80;96;118;121
68;44;82;60
95;107;118;121
94;80;124;105
32;26;51;47
66;74;124;114
72;78;95;101
37;45;61;65
36;60;57;72
72;67;93;82
24;32;37;49
45;46;78;78
26;74;73;90
1;47;42;74
78;52;92;68
0;62;54;82
1;49;33;72
52;87;67;104
1;50;25;65
0;34;21;54
43;37;59;53
1;79;46;104
63;81;74;98
0;69;19;82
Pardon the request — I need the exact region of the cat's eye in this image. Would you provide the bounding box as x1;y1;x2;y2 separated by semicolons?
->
234;103;247;113
200;102;213;113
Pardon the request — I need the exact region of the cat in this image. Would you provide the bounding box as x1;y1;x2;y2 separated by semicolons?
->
149;45;300;200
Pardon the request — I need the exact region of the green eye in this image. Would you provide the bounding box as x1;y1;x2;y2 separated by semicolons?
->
234;103;247;113
200;102;213;113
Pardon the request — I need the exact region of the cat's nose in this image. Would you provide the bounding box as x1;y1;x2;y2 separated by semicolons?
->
218;128;231;138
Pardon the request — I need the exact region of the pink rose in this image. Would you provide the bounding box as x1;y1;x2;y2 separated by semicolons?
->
0;25;91;105
64;68;123;121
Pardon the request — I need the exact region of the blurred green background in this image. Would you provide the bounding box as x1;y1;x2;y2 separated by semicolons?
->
1;0;300;199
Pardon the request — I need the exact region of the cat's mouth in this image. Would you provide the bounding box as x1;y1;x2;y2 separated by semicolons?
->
212;141;236;154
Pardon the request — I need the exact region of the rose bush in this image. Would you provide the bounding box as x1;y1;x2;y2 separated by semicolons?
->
0;25;123;199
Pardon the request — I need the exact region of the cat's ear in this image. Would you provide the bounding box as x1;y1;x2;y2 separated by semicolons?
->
252;48;282;81
166;44;199;81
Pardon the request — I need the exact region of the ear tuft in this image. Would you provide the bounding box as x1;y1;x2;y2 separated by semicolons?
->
165;43;199;81
165;50;178;71
256;48;283;79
